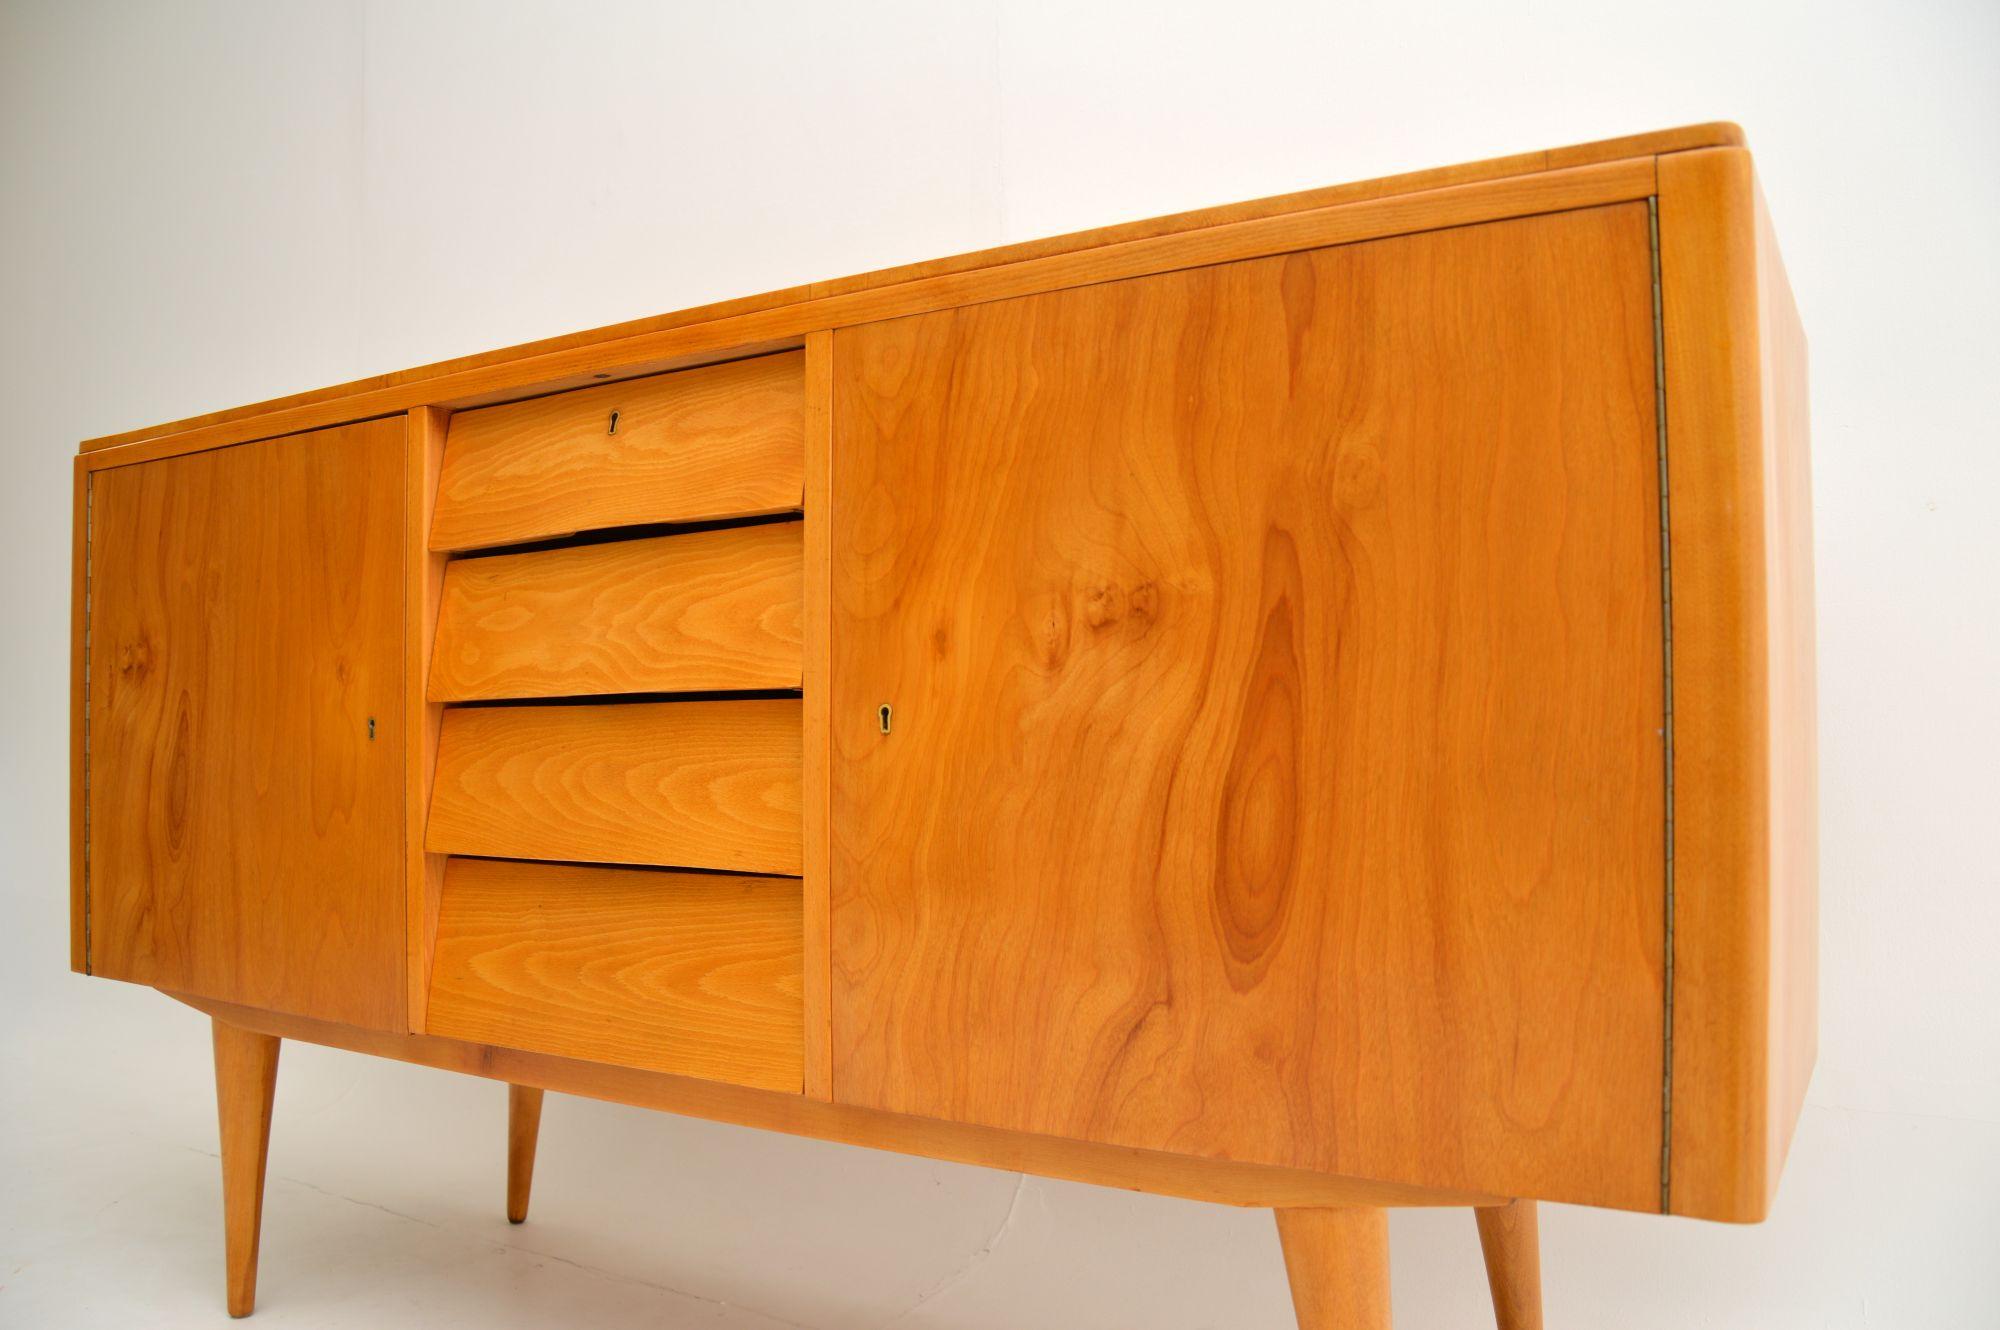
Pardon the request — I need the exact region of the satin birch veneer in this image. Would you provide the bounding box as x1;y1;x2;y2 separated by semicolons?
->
425;698;804;875
428;521;805;701
70;123;1814;1326
830;204;1667;1209
426;858;805;1092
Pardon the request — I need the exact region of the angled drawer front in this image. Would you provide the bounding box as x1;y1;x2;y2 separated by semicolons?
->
430;351;806;552
426;858;803;1092
426;698;803;875
429;522;804;702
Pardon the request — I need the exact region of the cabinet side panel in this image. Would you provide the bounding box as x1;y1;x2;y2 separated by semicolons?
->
70;456;90;973
1756;174;1818;1212
1661;146;1816;1221
831;205;1667;1209
87;418;409;1030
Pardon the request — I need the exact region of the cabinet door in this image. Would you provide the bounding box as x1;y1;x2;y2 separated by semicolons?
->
830;205;1667;1209
85;418;406;1030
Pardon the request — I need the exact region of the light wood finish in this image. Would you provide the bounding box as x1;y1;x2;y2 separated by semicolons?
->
831;205;1666;1209
426;858;804;1092
83;126;1739;462
800;331;834;1101
177;992;1501;1211
1659;146;1819;1223
1474;1201;1544;1330
1275;1208;1392;1330
507;1084;544;1224
86;419;406;1030
407;406;450;1033
429;352;806;551
71;127;1815;1322
426;699;802;875
212;1019;280;1319
78;157;1660;476
429;521;804;701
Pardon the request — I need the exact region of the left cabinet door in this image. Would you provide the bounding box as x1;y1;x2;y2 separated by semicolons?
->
81;418;407;1030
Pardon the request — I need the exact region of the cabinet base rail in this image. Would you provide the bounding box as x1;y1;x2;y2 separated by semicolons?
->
194;999;1542;1326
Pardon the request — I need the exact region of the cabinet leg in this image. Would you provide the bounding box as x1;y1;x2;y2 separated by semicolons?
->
212;1019;280;1318
1474;1201;1544;1330
1275;1206;1392;1329
507;1084;545;1224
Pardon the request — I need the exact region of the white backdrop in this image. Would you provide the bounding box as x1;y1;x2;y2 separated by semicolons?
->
3;2;1995;1326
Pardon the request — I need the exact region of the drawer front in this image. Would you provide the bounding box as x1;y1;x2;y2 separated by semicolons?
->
426;698;802;875
430;351;806;551
429;522;804;702
426;857;803;1091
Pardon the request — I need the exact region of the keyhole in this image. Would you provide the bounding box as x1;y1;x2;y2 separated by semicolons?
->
367;716;376;740
878;704;892;735
607;409;620;435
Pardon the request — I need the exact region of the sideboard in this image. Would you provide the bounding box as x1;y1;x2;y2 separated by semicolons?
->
69;122;1815;1327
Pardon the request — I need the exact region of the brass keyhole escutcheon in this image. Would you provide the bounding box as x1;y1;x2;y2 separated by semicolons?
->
878;704;892;735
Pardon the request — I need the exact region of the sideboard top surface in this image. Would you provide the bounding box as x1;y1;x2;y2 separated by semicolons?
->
77;122;1744;460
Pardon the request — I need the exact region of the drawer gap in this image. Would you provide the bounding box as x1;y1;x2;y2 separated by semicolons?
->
446;852;802;883
449;510;801;562
446;687;801;710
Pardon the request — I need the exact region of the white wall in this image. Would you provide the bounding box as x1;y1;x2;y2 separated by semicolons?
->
3;1;1995;1325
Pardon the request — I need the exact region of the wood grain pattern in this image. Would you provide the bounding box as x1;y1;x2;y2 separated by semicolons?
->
1275;1208;1392;1330
429;352;805;551
178;993;1504;1210
407;406;450;1032
79;158;1657;475
427;699;803;875
1660;146;1818;1223
831;206;1667;1210
81;125;1738;459
87;419;406;1030
426;858;803;1093
507;1084;544;1224
212;1018;280;1319
429;522;803;701
1474;1201;1545;1330
800;331;834;1101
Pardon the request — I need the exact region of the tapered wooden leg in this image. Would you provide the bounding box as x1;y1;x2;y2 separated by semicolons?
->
212;1019;280;1319
1275;1206;1392;1329
507;1084;545;1224
1474;1201;1544;1330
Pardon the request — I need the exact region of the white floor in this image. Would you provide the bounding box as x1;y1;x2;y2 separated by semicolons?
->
4;972;1996;1329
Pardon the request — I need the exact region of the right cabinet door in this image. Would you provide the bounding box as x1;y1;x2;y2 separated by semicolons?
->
830;204;1669;1210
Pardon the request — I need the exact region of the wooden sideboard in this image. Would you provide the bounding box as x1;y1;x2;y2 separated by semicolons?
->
69;122;1815;1327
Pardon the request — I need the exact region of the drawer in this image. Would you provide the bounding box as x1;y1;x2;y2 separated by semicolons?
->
426;698;802;875
429;521;804;702
430;351;806;551
425;857;803;1091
